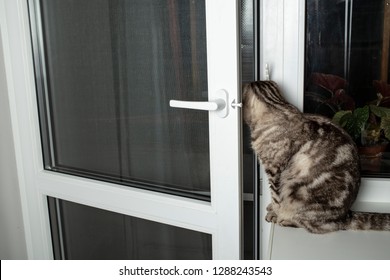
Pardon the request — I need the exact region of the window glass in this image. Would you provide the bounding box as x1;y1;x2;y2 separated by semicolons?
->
305;0;390;177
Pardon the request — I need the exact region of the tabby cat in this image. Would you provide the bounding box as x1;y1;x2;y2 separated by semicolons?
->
243;81;390;233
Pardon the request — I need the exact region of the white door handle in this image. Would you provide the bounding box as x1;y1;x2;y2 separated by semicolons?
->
169;89;229;118
169;99;224;111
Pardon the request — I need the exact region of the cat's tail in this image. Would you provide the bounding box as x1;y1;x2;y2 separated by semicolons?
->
343;211;390;231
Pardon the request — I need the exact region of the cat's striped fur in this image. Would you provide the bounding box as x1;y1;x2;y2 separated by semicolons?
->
243;81;390;233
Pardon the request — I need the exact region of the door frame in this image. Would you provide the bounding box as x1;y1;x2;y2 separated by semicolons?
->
1;0;243;259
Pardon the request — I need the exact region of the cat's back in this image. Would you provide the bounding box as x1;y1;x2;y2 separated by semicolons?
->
268;109;355;153
300;113;353;144
283;112;360;191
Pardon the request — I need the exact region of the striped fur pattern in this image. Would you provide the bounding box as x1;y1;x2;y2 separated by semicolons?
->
243;81;390;233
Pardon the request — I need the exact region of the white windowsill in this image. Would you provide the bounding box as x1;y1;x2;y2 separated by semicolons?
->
351;201;390;213
269;202;390;260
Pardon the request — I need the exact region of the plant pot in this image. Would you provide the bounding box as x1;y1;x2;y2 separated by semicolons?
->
358;143;389;158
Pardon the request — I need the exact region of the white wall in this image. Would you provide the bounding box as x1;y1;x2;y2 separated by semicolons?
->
0;29;27;259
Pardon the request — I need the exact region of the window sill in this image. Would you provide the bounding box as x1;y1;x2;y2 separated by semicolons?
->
269;202;390;260
351;201;390;213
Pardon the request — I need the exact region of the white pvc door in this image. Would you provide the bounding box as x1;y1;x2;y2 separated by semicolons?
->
1;0;242;259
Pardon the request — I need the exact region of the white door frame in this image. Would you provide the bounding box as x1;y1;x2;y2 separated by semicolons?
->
1;0;242;259
260;0;390;259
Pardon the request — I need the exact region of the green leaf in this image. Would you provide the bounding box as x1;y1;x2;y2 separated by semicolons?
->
370;105;390;118
353;106;369;127
381;116;390;140
347;107;369;140
332;110;352;126
332;107;370;141
343;118;360;140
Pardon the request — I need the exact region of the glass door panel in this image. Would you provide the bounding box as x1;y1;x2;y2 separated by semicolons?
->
32;0;210;199
48;197;212;260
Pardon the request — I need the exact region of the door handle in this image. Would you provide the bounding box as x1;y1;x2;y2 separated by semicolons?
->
169;89;229;118
169;100;224;111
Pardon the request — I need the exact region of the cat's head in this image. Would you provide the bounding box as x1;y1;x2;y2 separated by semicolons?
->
242;81;286;127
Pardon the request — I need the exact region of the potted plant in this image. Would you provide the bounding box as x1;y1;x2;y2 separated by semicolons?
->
332;94;390;157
